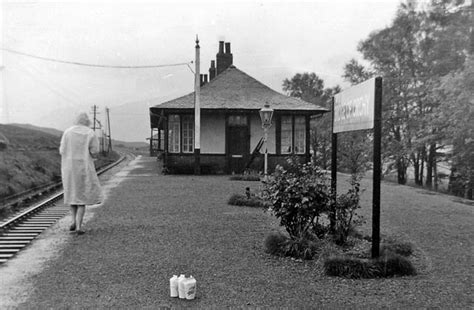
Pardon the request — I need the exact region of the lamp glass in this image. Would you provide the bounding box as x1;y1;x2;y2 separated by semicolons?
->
259;104;274;128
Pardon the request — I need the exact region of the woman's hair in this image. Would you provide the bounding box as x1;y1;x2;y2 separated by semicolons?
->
74;112;91;127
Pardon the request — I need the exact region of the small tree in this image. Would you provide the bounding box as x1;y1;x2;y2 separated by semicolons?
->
263;157;331;240
264;157;364;246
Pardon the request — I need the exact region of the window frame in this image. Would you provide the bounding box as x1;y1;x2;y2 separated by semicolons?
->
167;114;194;154
182;115;194;153
168;114;181;154
277;114;306;155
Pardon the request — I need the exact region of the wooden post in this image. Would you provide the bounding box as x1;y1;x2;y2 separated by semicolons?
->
106;107;112;152
330;97;337;233
194;35;201;175
371;77;383;258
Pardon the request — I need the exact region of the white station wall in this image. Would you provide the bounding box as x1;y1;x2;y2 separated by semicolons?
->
201;114;225;154
200;113;276;154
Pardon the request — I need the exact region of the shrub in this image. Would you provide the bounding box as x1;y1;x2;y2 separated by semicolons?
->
380;241;414;257
264;232;289;256
332;175;364;246
228;194;269;208
263;156;364;246
374;253;417;276
324;256;378;278
285;235;321;260
263;157;331;240
264;232;321;260
324;252;416;278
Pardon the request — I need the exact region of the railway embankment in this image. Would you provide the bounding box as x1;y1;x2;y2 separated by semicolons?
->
0;124;122;219
0;124;61;201
1;156;472;308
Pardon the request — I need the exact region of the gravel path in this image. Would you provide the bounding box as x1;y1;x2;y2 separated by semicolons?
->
3;156;472;308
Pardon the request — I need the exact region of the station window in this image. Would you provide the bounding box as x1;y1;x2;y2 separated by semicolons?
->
294;116;305;154
279;115;306;154
168;114;194;154
281;116;293;154
228;115;247;126
168;115;180;153
182;115;194;153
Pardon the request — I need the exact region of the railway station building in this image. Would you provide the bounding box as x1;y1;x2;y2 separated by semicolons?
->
149;41;327;174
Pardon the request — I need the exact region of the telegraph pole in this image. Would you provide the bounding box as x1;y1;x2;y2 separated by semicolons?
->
106;107;112;152
91;105;99;131
194;35;201;175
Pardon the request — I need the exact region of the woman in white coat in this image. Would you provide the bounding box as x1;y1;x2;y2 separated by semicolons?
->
60;113;103;235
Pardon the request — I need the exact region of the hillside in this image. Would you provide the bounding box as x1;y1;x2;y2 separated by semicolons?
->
0;124;62;199
11;123;148;149
10;123;63;137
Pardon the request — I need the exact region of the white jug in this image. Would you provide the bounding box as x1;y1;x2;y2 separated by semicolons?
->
184;276;197;300
169;275;179;297
177;274;186;299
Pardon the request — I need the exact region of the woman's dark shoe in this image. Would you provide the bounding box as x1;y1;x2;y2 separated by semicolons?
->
69;223;76;231
76;230;85;235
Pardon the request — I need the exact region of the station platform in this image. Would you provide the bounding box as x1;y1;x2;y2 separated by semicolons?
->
1;155;472;308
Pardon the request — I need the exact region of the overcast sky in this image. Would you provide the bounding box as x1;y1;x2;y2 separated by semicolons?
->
0;0;423;141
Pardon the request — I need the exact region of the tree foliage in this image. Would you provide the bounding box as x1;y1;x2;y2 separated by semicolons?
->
345;0;472;194
282;73;338;169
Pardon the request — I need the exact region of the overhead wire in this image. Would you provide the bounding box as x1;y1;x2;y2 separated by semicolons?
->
1;47;193;69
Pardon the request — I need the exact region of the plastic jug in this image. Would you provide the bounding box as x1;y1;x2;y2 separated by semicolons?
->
169;275;179;297
177;274;186;299
184;276;197;300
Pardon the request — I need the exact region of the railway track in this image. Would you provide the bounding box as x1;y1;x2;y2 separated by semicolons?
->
0;154;129;265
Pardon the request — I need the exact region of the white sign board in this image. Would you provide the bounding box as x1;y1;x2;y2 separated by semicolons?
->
333;77;376;133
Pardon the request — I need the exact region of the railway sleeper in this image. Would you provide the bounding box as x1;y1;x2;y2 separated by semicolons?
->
0;236;36;241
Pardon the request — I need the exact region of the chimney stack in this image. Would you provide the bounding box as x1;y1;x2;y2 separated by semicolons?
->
216;41;233;75
209;60;216;81
200;74;208;86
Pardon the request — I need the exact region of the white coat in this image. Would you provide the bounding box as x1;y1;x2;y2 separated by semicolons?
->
59;125;103;205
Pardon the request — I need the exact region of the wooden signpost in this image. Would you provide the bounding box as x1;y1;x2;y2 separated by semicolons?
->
331;77;383;258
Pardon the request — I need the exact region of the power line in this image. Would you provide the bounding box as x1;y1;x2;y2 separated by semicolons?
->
1;47;193;69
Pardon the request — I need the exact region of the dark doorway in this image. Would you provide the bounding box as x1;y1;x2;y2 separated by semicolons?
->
227;115;249;174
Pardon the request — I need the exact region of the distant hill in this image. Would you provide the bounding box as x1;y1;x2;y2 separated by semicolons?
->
113;140;148;149
0;124;61;150
10;123;63;138
9;123;148;149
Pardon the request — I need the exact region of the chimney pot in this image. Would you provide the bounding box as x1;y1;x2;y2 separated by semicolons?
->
211;60;215;68
225;42;231;54
218;41;224;54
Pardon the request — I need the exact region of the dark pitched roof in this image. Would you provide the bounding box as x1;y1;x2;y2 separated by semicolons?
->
150;66;328;113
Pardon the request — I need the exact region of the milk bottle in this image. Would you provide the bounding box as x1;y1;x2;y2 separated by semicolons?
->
169;275;179;297
184;276;197;300
177;274;186;299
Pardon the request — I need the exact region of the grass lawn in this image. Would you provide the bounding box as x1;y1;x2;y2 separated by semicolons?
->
14;157;473;308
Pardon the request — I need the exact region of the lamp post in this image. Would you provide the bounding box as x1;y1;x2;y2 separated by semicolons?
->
259;103;274;181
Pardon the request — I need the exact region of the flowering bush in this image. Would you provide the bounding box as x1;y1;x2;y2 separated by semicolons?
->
263;157;363;246
263;157;332;240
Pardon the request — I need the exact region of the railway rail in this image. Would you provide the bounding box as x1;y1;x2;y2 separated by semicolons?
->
0;154;129;265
